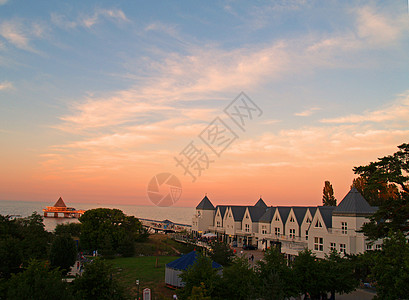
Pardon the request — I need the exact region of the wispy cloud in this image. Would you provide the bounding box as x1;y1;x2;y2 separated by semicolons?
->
0;81;13;91
0;19;46;52
321;92;409;124
81;9;129;28
294;107;321;117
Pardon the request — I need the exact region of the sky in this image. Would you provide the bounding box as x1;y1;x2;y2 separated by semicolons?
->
0;0;408;208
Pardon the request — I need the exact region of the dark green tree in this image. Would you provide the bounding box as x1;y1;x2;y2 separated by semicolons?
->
322;181;337;206
79;208;145;256
6;260;73;300
220;256;257;300
371;231;409;299
208;240;234;266
178;254;222;300
322;250;358;300
55;222;82;237
292;249;325;300
72;258;126;300
256;246;296;299
49;234;77;274
354;143;409;239
16;212;51;261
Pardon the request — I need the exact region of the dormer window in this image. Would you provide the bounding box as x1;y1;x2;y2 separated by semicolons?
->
306;218;311;224
246;214;249;219
315;220;322;228
275;216;280;221
290;216;295;222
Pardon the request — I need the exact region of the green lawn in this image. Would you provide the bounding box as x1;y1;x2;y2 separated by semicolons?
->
111;255;179;299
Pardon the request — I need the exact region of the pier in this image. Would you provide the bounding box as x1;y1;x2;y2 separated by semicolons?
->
139;218;191;233
43;197;85;218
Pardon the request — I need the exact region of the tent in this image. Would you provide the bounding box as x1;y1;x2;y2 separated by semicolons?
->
165;251;222;288
202;232;217;238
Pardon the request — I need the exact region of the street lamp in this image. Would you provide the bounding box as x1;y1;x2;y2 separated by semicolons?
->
136;279;140;300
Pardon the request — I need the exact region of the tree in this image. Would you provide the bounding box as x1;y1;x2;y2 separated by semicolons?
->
220;256;257;300
55;222;82;237
49;234;77;274
256;246;296;299
79;208;145;256
72;258;126;300
208;240;234;266
353;143;409;239
178;254;222;300
371;231;409;299
322;181;337;206
292;249;325;300
322;250;358;300
6;260;73;300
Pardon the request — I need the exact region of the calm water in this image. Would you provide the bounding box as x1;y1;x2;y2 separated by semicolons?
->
0;200;195;232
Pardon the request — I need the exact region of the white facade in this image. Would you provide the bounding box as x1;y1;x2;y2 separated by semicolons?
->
192;187;381;258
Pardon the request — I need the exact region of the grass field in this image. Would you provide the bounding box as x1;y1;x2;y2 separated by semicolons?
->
112;255;179;299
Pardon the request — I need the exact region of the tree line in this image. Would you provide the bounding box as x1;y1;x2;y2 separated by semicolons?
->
0;208;148;299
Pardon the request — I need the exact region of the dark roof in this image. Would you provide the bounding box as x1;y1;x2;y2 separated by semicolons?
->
292;207;308;225
333;187;376;216
248;206;268;222
308;207;317;217
276;207;292;223
231;206;247;221
215;206;227;218
254;198;268;209
259;207;276;223
318;206;336;228
166;251;222;270
196;196;215;210
53;197;66;208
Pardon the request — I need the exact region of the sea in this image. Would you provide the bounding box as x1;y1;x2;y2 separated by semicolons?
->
0;200;195;232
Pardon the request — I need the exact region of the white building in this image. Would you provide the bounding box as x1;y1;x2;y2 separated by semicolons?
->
192;187;381;258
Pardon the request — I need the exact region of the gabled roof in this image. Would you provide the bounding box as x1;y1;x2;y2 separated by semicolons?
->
215;205;227;218
292;207;308;225
248;206;268;222
308;207;317;217
276;207;292;223
333;187;376;216
166;251;222;270
196;196;215;210
53;197;66;208
230;206;247;221
254;198;268;209
318;206;336;228
259;207;276;223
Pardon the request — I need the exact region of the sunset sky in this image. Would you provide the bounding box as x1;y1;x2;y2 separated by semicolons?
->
1;1;408;207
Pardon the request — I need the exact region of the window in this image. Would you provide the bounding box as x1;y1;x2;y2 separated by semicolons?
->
306;217;311;224
289;228;295;238
262;225;267;234
366;243;373;250
314;237;323;251
305;230;309;240
341;222;347;234
375;244;382;250
246;214;249;219
275;227;280;237
330;242;336;251
229;213;232;217
290;216;295;222
197;211;201;216
275;216;280;221
315;220;322;228
340;243;346;254
245;224;250;232
216;221;221;227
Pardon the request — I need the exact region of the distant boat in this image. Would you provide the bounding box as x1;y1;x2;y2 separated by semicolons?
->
42;197;85;218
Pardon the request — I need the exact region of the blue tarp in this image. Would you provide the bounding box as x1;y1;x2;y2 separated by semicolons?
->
166;251;222;270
